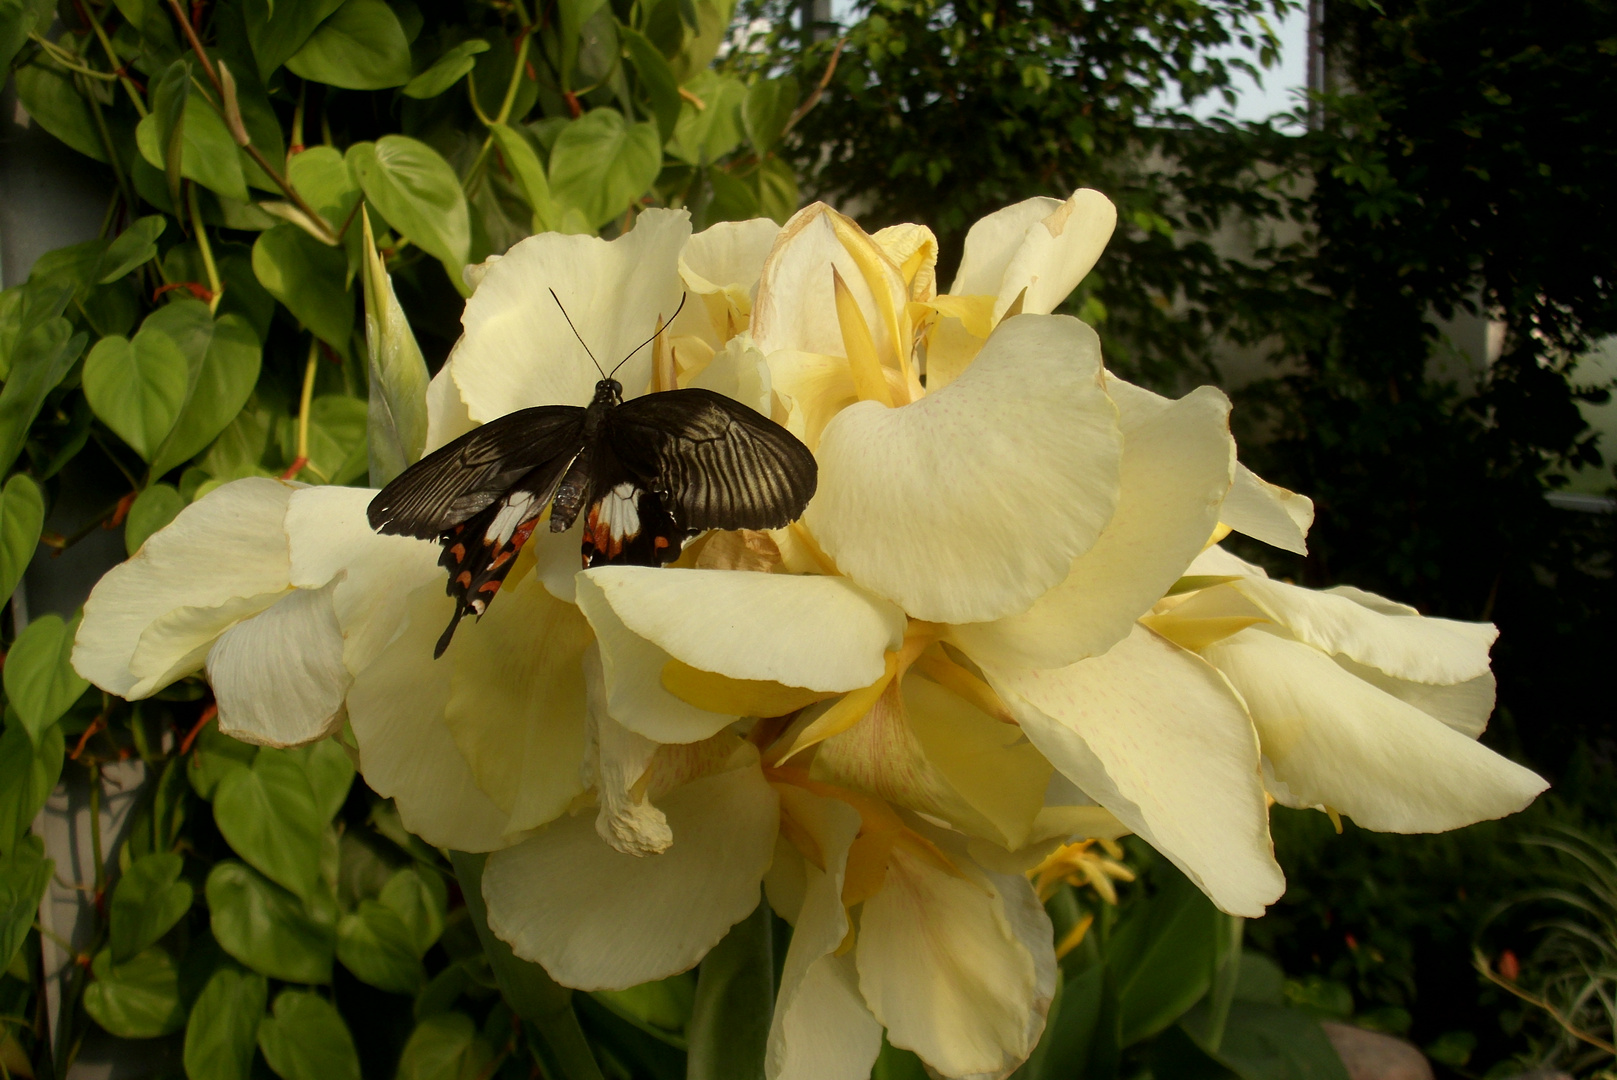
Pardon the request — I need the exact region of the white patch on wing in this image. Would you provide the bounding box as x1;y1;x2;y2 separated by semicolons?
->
601;483;642;541
487;490;542;547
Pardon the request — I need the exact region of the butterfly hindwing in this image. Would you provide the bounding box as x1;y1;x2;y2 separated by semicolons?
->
580;481;685;567
430;480;553;657
605;388;818;532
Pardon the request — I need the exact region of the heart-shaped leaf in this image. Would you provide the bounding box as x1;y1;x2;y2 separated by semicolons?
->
336;899;423;993
667;70;745;166
188;722;258;801
742;75;798;156
0;718;62;855
347;136;470;283
286;0;412;89
147;309;264;478
83;947;186;1039
184;963;268;1080
0;835;51;973
257;990;361;1080
252;225;353;352
0;313;86;478
395;1012;493;1080
214;749;325;901
0;474;43;605
135;86;250;203
401;38;489;99
206;860;335;984
548;108;663;229
82;330;190;460
125;483;185;556
94;215;168;284
378;866;445;956
242;0;347;80
3;613;90;744
110;852;194;962
294;737;355;822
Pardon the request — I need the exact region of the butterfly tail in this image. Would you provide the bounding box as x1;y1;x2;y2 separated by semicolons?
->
434;607;466;659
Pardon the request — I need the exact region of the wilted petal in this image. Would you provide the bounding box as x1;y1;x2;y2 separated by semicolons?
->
808;315;1122;623
75;477;296;698
986;626;1283;917
208;578;348;747
950;384;1234;669
581;565;905;693
346;583;511;852
1202;628;1545;832
451;209;691;422
284;485;442;674
767;787;881;1080
482;750;779;990
857;837;1055;1079
444;574;591;836
872;223;938;302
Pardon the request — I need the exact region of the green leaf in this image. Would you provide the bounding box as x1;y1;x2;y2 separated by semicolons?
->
95;216;168;284
359;209;429;485
3;613;89;744
0;715;62;856
621;26;681;143
151;307;268;475
83;330;191;460
379;865;445;955
0;312;85;477
686;895;772;1080
149;60;190;211
110;851;194;962
252;224;354;351
1026;963;1120;1080
185;963;268;1080
294;738;355;821
257;989;361;1080
206;860;336;983
0;474;43;605
487;123;558;233
336;899;424;993
214;750;326;901
1110;867;1225;1047
753;155;799;226
548;109;663;230
83;947;187;1038
0;0;51;76
285;394;368;484
125;483;185;555
188;722;258;801
137;86;250;203
396;1012;494;1080
402;38;489;99
242;0;346;80
14;61;106;161
742;76;798;155
286;0;412;89
705;166;758;226
667;70;745;165
1174;1002;1353;1080
0;834;51;973
287;146;361;235
347;136;471;283
449;852;604;1080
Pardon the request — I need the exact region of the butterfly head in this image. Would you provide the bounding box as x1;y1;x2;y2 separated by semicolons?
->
593;378;624;406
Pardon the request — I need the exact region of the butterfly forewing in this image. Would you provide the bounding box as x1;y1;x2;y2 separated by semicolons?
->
606;388;818;531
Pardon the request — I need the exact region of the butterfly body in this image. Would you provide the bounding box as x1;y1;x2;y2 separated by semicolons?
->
368;376;817;657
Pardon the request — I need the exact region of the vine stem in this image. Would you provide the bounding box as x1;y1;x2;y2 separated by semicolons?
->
464;28;534;194
78;0;149;117
1475;953;1617;1057
187;183;223;313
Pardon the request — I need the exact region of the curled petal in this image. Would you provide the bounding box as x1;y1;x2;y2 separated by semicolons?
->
679;218;781;344
75;477;295;698
451;209;691;422
208;578;349;747
346;583;511;852
580;566;905;691
950;384;1234;669
950;190;1117;322
482;751;779;990
857;838;1055;1079
808;315;1122;623
1221;465;1313;555
987;626;1284;917
1202;628;1545;832
872;223;939;302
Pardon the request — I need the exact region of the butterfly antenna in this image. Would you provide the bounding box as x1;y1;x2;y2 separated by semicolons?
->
551;289;606;379
609;293;688;379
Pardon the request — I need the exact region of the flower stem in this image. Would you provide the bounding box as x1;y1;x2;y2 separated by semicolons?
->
187;183;223;313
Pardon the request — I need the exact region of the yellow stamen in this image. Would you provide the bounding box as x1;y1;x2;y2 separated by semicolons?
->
1054;914;1095;961
833;267;893;407
1325;806;1343;834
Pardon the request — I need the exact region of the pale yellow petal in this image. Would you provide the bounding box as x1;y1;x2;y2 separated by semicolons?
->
679;218;780;344
986;626;1283;917
424;362;476;452
950;197;1063;298
950;384;1234;669
1335;656;1496;738
993;189;1117;320
126;590;290;696
872;223;938;302
1221;464;1313;555
808;314;1122;623
208;579;349;747
688;335;773;417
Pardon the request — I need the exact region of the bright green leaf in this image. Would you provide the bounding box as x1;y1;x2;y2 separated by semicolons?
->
379;866;444;956
336;899;423;993
402;38;489;99
82;331;191;460
295;738;355;821
359;209;429;485
548;108;662;229
15;61;106;161
214;750;326;901
288;146;361;235
83;947;186;1039
667;70;746;166
0;313;85;477
95;216;168;284
487;123;558;233
149;60;190;211
148;312;264;478
396;1012;493;1080
207;860;335;984
620;27;681;143
137;87;251;203
754;154;799;225
109;852;194;962
252;224;354;351
125;483;186;556
284;394;367;485
742;76;798;156
0;474;43;605
188;722;258;801
286;0;412;90
242;0;346;80
257;989;361;1080
185;963;268;1080
3;613;89;744
0;715;63;857
0;835;50;973
347;136;471;283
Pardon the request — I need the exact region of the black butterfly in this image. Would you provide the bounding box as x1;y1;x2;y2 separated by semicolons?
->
367;293;818;657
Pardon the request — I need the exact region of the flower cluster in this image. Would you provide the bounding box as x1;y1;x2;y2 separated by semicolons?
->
72;192;1545;1080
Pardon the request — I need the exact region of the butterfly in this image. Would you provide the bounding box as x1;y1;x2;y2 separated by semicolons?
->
367;292;818;657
